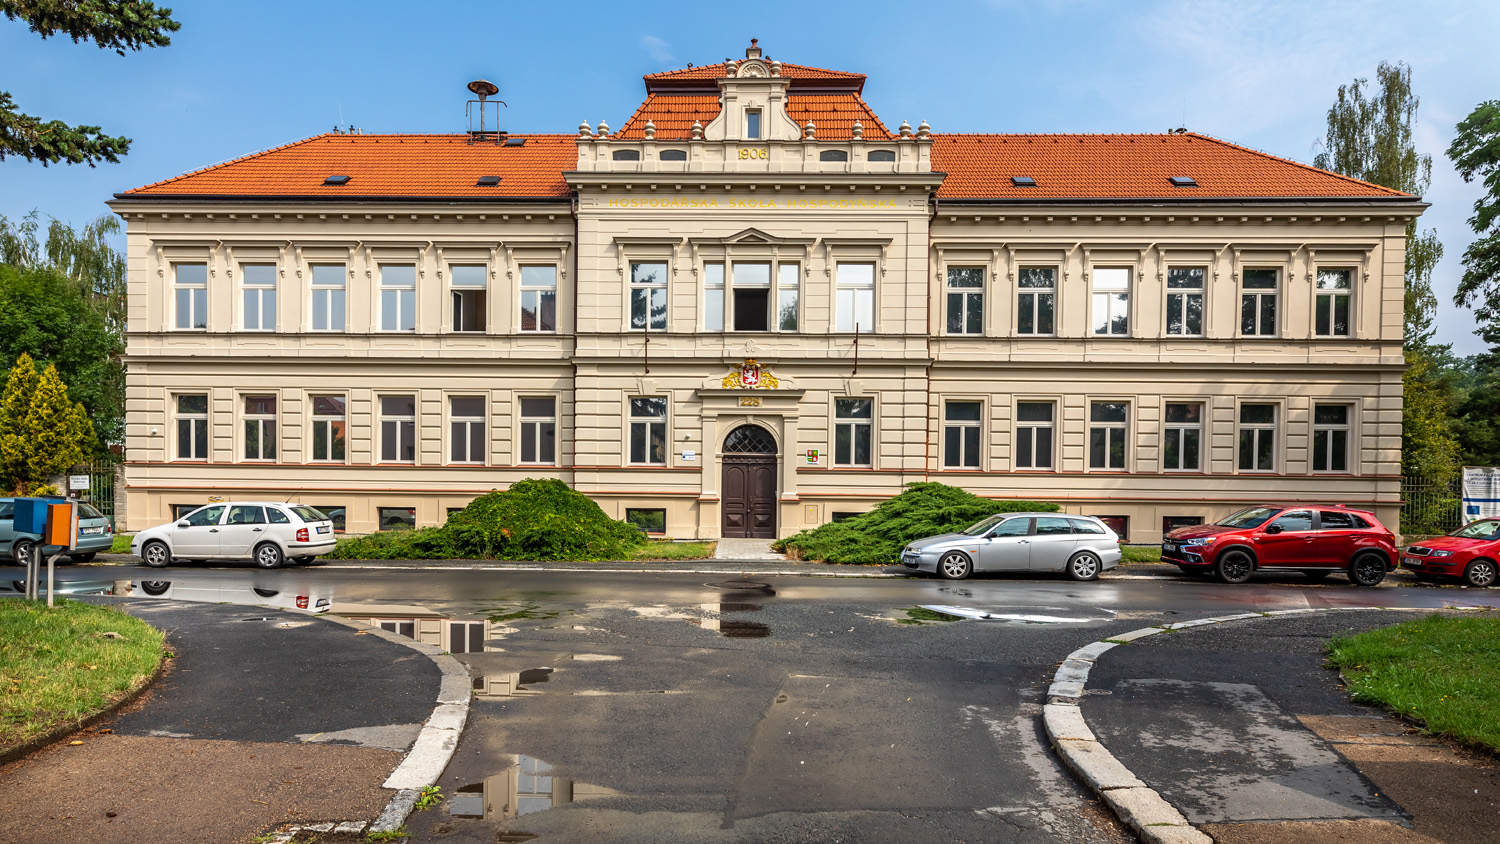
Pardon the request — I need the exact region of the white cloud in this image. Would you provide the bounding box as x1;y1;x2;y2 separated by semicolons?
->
641;35;673;64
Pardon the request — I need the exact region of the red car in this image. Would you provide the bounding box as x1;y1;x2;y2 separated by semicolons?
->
1402;519;1500;587
1162;505;1398;586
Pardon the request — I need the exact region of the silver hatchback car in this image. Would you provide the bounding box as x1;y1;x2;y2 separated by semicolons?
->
900;512;1122;581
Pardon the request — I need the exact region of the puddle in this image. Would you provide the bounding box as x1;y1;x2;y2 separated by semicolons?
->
449;755;618;819
696;601;771;638
3;578;117;597
474;668;553;698
717;602;761;613
706;580;777;596
129;580;332;612
569;654;621;662
483;598;564;623
898;607;963;625
719;621;771;638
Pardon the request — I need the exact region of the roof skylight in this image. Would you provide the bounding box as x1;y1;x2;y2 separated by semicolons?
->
323;175;350;186
1169;176;1198;187
503;137;526;146
476;175;502;186
1011;176;1036;187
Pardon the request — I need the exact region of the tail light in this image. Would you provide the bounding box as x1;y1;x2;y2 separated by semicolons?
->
105;523;113;534
296;528;309;542
296;596;309;609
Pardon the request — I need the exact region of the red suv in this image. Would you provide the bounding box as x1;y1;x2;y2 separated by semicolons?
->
1401;518;1500;587
1162;505;1398;586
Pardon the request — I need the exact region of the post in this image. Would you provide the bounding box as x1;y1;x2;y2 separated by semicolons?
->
46;550;55;608
26;543;38;601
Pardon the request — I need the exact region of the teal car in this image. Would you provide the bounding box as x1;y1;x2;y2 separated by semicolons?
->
0;498;116;564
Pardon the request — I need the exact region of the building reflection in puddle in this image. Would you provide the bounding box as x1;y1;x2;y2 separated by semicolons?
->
449;755;618;820
337;606;501;652
474;668;553;698
124;580;332;612
696;601;770;638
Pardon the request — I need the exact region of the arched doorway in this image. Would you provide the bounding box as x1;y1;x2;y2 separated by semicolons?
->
721;424;778;538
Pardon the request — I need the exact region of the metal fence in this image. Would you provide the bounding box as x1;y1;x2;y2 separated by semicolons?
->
1400;473;1464;537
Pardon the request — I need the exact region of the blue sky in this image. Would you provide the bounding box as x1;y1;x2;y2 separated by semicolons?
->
3;0;1496;353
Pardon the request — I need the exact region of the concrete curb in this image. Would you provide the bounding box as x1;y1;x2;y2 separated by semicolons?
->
318;614;472;835
1043;604;1487;844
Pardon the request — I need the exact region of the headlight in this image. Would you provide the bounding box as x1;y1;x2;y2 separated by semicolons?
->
1429;550;1454;557
1180;537;1217;547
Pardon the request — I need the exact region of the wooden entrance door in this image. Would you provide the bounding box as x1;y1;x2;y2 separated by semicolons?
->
721;425;778;539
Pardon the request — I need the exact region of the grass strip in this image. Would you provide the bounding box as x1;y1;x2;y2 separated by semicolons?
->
1121;545;1162;564
0;598;165;753
109;534;133;554
629;541;716;561
1326;613;1500;753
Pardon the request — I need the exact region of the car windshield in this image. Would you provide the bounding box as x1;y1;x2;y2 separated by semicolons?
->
290;505;327;523
1215;507;1280;529
960;514;1008;536
1449;519;1500;541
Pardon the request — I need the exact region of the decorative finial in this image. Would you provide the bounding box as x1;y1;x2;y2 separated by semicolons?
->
596;118;610;137
851;121;863;139
804;120;816;140
691;120;704;140
770;60;781;76
746;38;762;59
578;120;594;138
898;119;912;138
644;120;656;139
917;119;931;139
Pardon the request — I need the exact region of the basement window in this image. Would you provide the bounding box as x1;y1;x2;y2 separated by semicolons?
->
323;175;350;186
476;175;501;186
1011;176;1036;187
1169;176;1198;187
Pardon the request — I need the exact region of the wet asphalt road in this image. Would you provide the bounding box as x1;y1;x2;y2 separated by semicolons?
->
36;566;1500;843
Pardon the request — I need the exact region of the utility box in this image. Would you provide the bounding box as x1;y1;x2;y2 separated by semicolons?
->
13;498;62;535
46;503;77;549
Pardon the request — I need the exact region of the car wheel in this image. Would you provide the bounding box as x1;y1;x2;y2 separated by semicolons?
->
1303;570;1332;583
1214;549;1254;584
1463;558;1497;588
140;580;171;597
938;551;972;580
1067;551;1102;582
1347;553;1388;586
141;540;171;568
68;552;96;563
254;542;284;570
11;539;36;566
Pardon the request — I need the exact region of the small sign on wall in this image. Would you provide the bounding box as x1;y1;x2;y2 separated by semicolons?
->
69;475;90;490
681;450;696;461
805;449;820;465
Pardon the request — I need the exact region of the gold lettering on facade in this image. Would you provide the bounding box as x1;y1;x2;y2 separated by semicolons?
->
738;396;762;407
604;196;898;210
737;148;770;160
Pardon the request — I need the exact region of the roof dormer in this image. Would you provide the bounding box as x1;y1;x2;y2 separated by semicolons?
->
700;40;801;143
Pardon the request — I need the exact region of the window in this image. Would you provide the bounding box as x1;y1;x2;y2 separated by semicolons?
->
519;397;556;464
450;265;487;332
1094;515;1129;540
612;149;640;161
1163;403;1202;471
241;264;276;331
626;508;666;534
172;503;206;520
777;263;799;331
1315;269;1353;337
746;109;761;139
1269;510;1313;532
946;267;984;335
449;396;486;463
310;395;346;462
629;398;667;464
380;395;417;462
174;263;208;330
176;394;208;460
1163;516;1204;534
310;505;346;532
380;264;417;332
834;398;873;467
1319;510;1358;530
819;150;848;162
659;149;687;161
1015;402;1054;469
1241;268;1278;336
380;620;416;638
703;262;725;331
310;264;346;331
183;504;226;526
731;262;771;331
1166;268;1204;336
378;507;416;530
449;621;488;654
630;262;667;330
1036;516;1075;536
1089;402;1128;470
835;263;874;332
867;150;896;162
520;266;556;333
238;395;276;461
1016;268;1055;335
943;402;982;468
1069;518;1107;535
1237;403;1277;471
227;504;266;526
1312;404;1351;472
1091;268;1130;336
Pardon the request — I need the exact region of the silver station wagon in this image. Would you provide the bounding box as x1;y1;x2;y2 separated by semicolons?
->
901;513;1122;581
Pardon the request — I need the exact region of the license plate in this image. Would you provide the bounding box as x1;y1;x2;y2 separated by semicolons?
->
317;525;331;534
1163;543;1177;553
82;527;103;535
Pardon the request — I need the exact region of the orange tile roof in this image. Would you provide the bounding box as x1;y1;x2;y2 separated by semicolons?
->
618;93;889;141
645;61;864;83
931;133;1410;200
120;133;577;199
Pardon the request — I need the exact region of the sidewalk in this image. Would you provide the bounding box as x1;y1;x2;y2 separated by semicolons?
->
1068;608;1500;844
0;598;447;844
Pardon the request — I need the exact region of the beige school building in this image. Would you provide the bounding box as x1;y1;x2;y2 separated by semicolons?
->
109;41;1421;542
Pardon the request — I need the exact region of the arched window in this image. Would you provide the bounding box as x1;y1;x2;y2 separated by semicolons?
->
659;149;687;161
867;150;895;162
612;149;641;161
724;425;777;454
819;150;849;162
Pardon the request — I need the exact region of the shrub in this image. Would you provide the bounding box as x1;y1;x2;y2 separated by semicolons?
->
327;478;646;562
774;482;1059;565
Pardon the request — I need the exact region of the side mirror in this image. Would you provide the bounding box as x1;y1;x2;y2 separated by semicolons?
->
177;522;190;528
1264;524;1283;535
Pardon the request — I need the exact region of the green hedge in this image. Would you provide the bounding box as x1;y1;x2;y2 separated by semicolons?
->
773;482;1059;565
327;478;646;561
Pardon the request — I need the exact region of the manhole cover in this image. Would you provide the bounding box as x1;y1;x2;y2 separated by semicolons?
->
1084;688;1113;696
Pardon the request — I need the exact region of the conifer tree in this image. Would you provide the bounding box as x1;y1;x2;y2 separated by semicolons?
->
0;353;94;494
